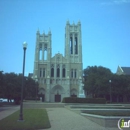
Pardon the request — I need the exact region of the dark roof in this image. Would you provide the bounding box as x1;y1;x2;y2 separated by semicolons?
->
28;73;33;78
121;67;130;75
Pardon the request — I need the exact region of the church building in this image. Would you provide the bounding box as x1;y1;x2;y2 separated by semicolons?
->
33;21;83;102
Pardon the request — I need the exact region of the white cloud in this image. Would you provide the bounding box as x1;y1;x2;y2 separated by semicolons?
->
113;0;130;4
101;0;130;5
101;2;113;5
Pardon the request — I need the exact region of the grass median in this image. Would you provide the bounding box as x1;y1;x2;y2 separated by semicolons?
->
0;108;51;130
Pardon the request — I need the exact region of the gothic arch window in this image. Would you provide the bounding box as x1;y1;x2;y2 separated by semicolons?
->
51;64;54;77
75;34;78;54
70;34;73;54
74;69;77;78
71;69;73;78
44;44;47;60
40;68;42;77
70;69;77;78
57;64;60;77
43;68;45;77
62;65;66;78
39;44;42;60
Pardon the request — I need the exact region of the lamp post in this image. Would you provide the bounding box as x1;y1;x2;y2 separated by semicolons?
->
109;80;112;103
19;42;27;121
35;75;38;102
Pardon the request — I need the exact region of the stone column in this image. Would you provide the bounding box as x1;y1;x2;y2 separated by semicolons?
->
46;76;50;102
33;39;39;78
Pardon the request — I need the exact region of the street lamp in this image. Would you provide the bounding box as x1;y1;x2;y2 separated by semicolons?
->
19;42;27;121
35;75;38;102
109;80;112;103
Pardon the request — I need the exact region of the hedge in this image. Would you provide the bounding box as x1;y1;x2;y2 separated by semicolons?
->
24;97;40;100
62;97;106;104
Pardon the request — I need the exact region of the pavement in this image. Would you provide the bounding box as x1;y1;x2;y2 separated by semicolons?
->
43;108;119;130
0;104;119;130
0;105;19;120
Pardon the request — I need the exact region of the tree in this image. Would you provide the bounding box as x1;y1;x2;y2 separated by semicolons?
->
84;66;112;98
84;66;130;102
24;77;38;98
0;71;4;97
111;74;130;102
0;72;38;103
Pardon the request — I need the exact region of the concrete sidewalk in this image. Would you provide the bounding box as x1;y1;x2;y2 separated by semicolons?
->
0;106;19;120
0;105;119;130
43;108;119;130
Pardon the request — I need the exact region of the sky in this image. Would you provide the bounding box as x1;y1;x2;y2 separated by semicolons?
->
0;0;130;75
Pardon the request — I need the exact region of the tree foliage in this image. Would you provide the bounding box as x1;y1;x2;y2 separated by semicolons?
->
84;66;112;97
0;71;38;103
83;66;130;102
111;74;130;96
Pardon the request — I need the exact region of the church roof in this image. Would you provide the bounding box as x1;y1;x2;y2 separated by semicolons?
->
121;67;130;75
28;73;33;78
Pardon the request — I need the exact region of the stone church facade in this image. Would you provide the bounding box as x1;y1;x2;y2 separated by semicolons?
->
33;21;83;102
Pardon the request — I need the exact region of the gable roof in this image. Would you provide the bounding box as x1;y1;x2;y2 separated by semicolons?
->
121;67;130;75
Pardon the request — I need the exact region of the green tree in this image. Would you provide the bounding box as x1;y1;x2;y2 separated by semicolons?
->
84;66;130;102
0;72;38;103
111;74;130;102
2;73;21;102
0;71;4;97
84;66;112;98
24;77;38;99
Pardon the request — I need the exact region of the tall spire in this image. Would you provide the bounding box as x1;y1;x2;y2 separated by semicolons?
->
37;28;40;34
78;20;81;25
48;27;51;34
66;20;69;24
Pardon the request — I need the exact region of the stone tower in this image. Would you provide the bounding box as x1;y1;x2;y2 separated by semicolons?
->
33;21;83;102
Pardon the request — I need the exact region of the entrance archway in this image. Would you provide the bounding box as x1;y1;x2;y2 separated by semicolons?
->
55;93;61;102
51;85;65;102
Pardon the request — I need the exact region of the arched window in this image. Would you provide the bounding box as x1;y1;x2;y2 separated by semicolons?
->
57;64;60;77
74;69;77;78
70;34;73;54
44;44;47;60
51;64;54;77
51;68;54;77
43;68;45;77
40;68;42;77
71;69;73;78
75;36;78;54
39;44;42;60
57;68;60;77
62;65;66;78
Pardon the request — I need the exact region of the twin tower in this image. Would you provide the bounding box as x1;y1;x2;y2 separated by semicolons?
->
33;21;83;102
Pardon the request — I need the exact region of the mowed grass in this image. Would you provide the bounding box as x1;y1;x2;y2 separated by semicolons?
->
0;109;51;130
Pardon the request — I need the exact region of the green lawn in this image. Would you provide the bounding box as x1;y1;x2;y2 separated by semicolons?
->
0;109;51;130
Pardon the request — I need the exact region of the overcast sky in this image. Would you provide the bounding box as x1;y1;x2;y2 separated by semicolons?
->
0;0;130;75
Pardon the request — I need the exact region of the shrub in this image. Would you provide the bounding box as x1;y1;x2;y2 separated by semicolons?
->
62;97;106;104
24;97;40;100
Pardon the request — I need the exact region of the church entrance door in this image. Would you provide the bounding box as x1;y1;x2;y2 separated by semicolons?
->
55;94;61;102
